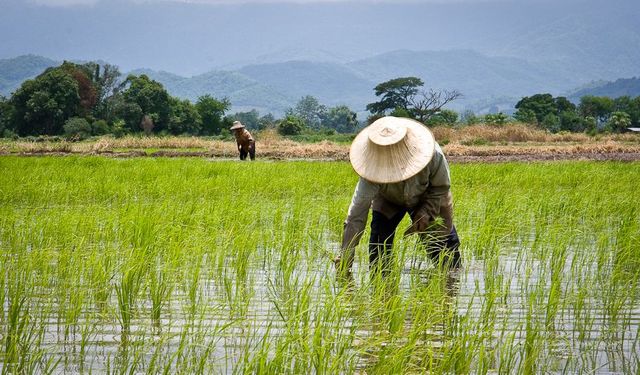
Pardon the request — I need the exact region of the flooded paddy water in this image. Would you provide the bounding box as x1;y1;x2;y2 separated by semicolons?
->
1;157;639;373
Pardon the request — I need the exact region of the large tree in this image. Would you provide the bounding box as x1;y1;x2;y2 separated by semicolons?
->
0;95;14;136
121;74;172;133
10;66;81;136
291;95;326;130
85;63;124;120
366;77;424;115
196;94;230;135
366;77;461;123
613;96;640;127
514;93;556;125
322;105;359;133
579;96;614;126
168;97;202;135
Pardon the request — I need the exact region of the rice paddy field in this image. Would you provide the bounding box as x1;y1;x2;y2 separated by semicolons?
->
0;156;639;374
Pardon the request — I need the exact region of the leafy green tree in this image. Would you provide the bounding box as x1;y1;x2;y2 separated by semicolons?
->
632;96;640;126
0;95;15;137
606;111;631;132
258;113;276;130
322;105;359;133
277;115;305;135
559;111;584;132
366;77;424;115
168;98;202;135
514;108;537;124
116;101;143;134
86;63;124;120
541;113;560;133
10;67;81;136
121;74;171;134
292;96;326;130
514;93;556;125
366;77;461;123
613;96;640;127
196;94;230;135
554;96;576;114
579;96;614;126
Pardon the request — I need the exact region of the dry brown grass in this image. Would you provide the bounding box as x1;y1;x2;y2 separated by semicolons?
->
431;124;640;144
2;124;639;162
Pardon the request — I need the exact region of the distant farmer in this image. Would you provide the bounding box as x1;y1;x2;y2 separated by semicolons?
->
334;116;460;278
230;121;255;161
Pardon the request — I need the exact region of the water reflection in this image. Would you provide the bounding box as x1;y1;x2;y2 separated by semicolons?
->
2;247;638;374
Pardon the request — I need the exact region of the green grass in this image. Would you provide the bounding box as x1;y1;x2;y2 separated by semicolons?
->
0;156;639;373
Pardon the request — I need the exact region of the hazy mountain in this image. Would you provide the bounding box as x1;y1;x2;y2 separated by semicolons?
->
0;55;58;96
348;50;584;111
4;52;640;117
129;51;563;115
493;1;640;82
129;68;294;114
238;61;375;109
567;77;640;102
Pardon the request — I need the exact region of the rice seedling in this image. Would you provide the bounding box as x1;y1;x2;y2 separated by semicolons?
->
0;156;639;373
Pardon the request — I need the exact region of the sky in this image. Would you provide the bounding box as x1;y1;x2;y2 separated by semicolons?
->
24;0;589;5
2;0;638;75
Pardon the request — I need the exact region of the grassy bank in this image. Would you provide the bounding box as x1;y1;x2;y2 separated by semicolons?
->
0;157;638;373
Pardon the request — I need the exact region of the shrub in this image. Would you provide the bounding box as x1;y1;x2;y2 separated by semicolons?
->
92;119;110;135
277;115;305;136
484;112;510;126
63;117;92;140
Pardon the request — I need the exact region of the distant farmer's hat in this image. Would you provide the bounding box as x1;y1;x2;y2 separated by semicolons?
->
230;121;245;130
349;116;435;184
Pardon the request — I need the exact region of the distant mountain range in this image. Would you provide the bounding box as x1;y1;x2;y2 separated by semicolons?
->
0;55;58;96
568;77;640;102
2;53;639;117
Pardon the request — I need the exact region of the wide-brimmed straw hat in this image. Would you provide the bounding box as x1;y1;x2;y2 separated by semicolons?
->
230;121;245;130
349;116;435;184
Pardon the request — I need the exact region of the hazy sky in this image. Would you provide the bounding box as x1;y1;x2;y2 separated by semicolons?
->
3;0;637;75
26;0;582;5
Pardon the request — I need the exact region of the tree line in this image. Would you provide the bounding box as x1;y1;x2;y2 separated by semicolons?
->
1;64;638;140
0;61;360;139
364;77;640;133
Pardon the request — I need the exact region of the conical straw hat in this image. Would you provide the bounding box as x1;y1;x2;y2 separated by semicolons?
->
230;121;245;130
349;116;435;183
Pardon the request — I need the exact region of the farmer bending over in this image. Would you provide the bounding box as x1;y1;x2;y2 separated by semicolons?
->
334;116;460;278
230;121;255;161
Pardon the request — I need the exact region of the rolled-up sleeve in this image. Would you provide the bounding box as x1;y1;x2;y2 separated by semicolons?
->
341;177;379;250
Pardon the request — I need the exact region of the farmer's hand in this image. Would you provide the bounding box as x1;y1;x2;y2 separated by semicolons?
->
404;214;430;236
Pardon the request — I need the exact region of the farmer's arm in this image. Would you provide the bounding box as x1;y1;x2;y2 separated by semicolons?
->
339;177;379;267
413;145;452;232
